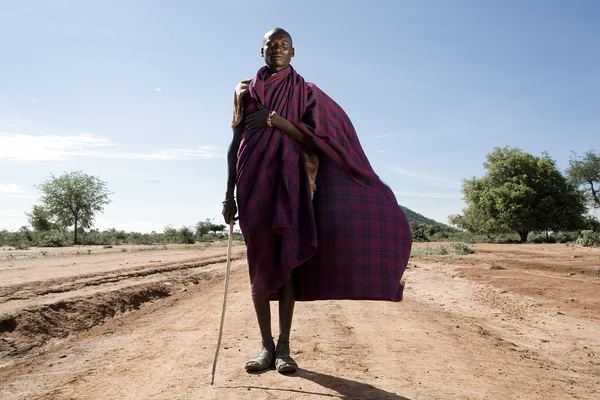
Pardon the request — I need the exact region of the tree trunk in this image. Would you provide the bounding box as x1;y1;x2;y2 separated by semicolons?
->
518;230;528;243
74;218;78;245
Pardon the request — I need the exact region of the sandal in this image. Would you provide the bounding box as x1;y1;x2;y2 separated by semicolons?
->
244;348;274;372
275;353;298;374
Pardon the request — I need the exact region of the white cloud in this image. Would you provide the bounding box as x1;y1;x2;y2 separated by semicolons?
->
389;166;461;188
394;191;461;200
0;133;223;162
0;209;29;230
0;183;25;194
0;183;38;199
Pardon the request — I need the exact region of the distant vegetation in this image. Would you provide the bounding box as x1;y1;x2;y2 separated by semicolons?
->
0;170;241;249
445;147;600;246
411;242;474;257
32;171;111;244
450;147;586;242
0;220;239;249
3;148;600;249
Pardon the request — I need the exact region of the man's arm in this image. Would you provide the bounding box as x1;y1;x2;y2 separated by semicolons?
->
222;124;242;224
245;107;314;151
271;114;312;148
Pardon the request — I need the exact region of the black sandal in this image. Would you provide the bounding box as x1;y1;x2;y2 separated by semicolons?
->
244;348;274;372
275;353;298;374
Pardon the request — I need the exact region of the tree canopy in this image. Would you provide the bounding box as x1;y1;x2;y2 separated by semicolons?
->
567;150;600;209
37;171;111;244
450;147;586;242
27;205;58;232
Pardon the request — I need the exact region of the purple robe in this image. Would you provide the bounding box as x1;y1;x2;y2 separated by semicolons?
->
235;65;412;301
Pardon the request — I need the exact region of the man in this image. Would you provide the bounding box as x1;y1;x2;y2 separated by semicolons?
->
223;28;412;374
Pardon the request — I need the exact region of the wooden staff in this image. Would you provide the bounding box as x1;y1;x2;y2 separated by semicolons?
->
210;221;235;385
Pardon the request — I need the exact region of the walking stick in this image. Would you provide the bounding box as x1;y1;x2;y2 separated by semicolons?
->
210;220;235;385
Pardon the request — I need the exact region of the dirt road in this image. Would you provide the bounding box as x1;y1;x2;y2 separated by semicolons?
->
1;243;599;399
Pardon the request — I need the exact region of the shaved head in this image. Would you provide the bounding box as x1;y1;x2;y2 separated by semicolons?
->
263;27;293;46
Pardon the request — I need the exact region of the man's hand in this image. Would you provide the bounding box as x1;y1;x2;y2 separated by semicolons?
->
245;106;270;131
222;198;238;224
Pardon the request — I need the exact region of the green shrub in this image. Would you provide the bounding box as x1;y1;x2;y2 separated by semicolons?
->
451;242;474;255
199;232;228;242
179;227;195;244
411;245;449;257
554;231;579;243
411;242;474;258
576;230;600;247
35;231;67;247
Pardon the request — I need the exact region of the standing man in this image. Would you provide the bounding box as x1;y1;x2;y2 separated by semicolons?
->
223;28;412;374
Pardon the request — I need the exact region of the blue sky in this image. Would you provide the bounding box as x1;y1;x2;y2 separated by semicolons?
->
1;0;599;232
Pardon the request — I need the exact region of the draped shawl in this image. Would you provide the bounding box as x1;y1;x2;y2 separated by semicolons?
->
234;64;412;301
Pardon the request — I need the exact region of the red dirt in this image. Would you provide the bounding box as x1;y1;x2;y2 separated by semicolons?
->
0;242;599;399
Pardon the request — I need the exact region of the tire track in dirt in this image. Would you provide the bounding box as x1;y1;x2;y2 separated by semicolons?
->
0;251;246;362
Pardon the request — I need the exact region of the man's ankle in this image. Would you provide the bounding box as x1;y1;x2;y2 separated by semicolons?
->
262;339;275;351
277;335;290;343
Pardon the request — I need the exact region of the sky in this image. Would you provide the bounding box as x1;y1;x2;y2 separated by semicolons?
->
1;0;599;232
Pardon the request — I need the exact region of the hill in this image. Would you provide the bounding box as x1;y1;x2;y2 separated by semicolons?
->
401;206;447;227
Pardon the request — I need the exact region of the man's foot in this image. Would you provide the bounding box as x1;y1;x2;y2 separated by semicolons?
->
244;344;275;372
275;340;298;374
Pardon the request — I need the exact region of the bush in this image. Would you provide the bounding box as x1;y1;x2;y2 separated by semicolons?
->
451;242;474;255
35;231;67;247
554;231;579;243
199;232;228;242
531;235;557;244
576;230;600;247
411;245;449;257
0;229;33;249
411;242;474;258
179;227;195;244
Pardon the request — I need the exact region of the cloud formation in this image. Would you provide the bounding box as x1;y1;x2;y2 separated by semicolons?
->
389;166;461;188
394;191;461;200
0;183;25;193
0;133;223;162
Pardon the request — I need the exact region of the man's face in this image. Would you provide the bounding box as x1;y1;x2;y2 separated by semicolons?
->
262;34;294;70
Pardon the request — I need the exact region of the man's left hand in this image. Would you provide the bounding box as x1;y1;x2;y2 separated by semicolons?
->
245;107;271;131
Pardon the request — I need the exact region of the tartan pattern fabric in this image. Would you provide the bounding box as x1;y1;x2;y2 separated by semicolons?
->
236;65;412;301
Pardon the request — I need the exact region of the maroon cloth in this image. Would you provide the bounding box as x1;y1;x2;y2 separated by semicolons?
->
236;65;412;301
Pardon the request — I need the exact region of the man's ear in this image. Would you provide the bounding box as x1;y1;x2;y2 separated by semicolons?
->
261;48;264;57
291;47;295;58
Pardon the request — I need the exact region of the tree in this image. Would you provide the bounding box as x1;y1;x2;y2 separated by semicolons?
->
37;171;111;244
450;147;586;242
567;150;600;209
27;205;58;232
195;219;226;238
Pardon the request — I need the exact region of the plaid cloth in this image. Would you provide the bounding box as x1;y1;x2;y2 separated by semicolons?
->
236;65;412;301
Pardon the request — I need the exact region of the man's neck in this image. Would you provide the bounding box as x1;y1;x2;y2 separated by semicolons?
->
267;65;289;76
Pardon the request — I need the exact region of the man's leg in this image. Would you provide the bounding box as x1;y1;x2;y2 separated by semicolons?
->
275;278;298;373
245;298;275;371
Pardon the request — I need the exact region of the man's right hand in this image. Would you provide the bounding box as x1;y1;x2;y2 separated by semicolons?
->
222;198;238;224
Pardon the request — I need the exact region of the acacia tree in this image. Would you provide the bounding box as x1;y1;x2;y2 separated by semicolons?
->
38;171;111;244
450;147;586;242
567;150;600;209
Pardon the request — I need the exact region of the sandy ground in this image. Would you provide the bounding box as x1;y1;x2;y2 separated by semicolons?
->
0;242;599;399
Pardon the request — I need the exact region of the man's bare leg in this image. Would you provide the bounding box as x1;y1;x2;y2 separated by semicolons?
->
275;278;298;373
245;298;275;371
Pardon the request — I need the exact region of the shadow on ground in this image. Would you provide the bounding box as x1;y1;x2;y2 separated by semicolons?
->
227;368;410;399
